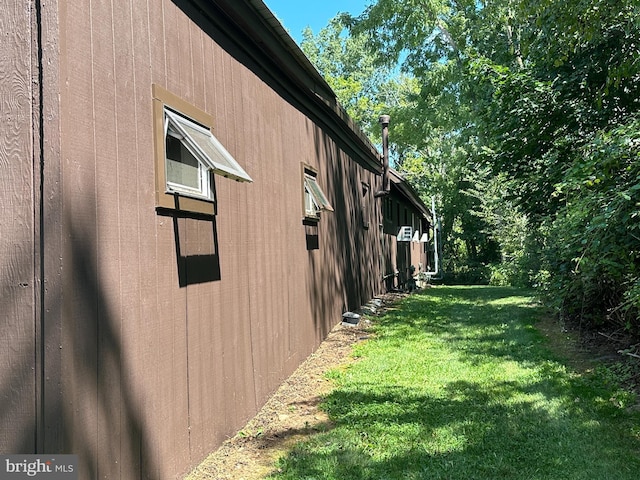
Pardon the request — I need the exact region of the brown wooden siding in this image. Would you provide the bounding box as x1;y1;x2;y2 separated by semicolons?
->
0;1;411;479
29;0;386;478
0;0;65;456
0;0;37;454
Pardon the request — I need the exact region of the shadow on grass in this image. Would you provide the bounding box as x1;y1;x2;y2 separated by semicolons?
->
279;386;638;480
270;286;640;480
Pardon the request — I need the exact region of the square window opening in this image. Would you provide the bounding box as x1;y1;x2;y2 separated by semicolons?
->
153;85;252;215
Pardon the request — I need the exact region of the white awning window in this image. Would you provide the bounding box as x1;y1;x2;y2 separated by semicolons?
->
304;173;334;217
165;108;252;183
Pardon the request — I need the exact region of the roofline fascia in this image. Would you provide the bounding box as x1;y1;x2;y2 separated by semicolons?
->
185;0;382;174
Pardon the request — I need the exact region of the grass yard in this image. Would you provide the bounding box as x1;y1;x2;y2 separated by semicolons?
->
268;286;640;480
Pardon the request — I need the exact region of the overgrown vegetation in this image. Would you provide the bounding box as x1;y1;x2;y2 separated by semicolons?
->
301;0;640;333
268;287;640;480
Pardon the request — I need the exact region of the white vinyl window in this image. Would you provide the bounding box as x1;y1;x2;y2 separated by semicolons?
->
163;108;252;200
304;172;333;218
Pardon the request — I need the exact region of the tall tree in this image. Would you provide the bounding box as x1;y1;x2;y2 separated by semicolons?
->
344;0;518;281
302;10;503;282
300;17;401;141
344;0;640;327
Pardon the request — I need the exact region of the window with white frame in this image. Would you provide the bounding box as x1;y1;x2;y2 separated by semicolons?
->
153;84;252;215
164;117;214;200
303;165;333;220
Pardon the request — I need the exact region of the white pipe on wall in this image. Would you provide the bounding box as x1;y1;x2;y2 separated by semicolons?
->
423;197;441;279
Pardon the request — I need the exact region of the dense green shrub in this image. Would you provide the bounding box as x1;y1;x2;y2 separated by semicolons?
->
442;261;491;285
540;119;640;332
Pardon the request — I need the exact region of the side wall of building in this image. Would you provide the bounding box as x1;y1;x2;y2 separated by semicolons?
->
0;0;63;456
36;0;384;478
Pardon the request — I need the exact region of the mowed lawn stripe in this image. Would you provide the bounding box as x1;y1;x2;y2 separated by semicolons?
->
270;286;640;480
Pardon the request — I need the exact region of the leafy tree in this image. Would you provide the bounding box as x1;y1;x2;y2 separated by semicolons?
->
472;0;640;328
340;0;527;282
542;118;640;330
300;17;402;141
302;0;640;328
474;0;640;217
342;0;640;330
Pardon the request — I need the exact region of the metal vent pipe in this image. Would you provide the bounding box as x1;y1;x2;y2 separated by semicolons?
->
376;114;390;196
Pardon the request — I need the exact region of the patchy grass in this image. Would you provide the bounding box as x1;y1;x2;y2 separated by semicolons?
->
268;286;640;480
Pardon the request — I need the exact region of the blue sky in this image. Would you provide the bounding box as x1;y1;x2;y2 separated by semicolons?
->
263;0;371;44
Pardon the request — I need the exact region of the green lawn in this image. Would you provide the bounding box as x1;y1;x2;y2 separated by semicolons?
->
269;286;640;480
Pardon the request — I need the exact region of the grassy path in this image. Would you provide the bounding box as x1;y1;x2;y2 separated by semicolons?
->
269;286;640;480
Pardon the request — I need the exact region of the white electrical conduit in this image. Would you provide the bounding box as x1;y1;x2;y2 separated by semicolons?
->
422;197;441;279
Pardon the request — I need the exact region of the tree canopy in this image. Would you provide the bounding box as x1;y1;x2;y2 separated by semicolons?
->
301;0;640;332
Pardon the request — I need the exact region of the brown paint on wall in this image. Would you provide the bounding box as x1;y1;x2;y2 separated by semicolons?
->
0;0;37;454
0;1;430;479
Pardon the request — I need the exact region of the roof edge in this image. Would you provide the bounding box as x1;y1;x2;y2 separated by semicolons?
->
190;0;382;173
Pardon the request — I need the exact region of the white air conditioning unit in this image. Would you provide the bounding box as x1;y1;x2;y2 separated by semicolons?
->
397;226;413;242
